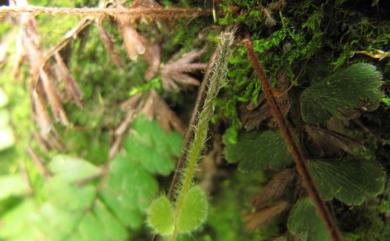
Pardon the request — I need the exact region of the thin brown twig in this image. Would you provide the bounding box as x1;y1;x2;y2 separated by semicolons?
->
243;38;344;241
0;6;210;18
26;146;51;177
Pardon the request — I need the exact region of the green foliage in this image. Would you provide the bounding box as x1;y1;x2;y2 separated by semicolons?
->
224;130;293;171
101;152;158;229
0;175;29;200
308;158;385;205
287;198;332;241
0;1;389;240
192;171;277;241
48;155;101;182
124;115;183;176
0;116;183;240
176;185;208;233
148;185;208;236
301;63;383;124
148;196;175;235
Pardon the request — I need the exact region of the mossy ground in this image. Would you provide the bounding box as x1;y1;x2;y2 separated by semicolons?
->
0;0;389;240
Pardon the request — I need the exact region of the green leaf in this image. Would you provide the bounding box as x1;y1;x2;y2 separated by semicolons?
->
0;174;29;200
94;201;128;241
177;185;208;233
124;115;183;175
48;155;101;182
224;130;292;171
101;153;158;229
308;159;385;205
301;63;383;124
147;195;174;235
287;198;332;241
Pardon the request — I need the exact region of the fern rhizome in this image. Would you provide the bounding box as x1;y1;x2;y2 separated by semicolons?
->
0;1;389;241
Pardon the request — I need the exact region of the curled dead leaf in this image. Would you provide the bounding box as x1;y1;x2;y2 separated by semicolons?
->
116;15;146;60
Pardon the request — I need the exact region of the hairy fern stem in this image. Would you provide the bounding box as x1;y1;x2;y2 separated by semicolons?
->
168;30;235;241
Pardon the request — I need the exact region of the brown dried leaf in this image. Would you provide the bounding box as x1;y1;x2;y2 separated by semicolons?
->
39;69;69;126
97;18;123;68
244;201;289;231
141;90;185;133
54;52;83;107
14;0;69;126
12;29;26;79
144;42;161;80
32;88;52;138
160;49;207;91
251;169;295;210
241;73;291;130
116;16;146;60
305;125;365;156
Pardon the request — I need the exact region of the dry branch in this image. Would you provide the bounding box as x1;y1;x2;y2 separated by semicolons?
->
0;6;210;18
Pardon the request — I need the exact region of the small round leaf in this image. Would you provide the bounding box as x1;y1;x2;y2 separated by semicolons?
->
177;185;208;233
147;196;174;235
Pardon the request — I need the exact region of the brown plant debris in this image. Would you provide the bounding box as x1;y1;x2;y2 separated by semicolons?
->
141;90;185;133
13;29;26;79
160;49;207;91
15;0;69;126
240;73;291;130
251;169;295;210
144;42;161;80
26;146;51;177
305;125;365;157
43;17;94;68
0;5;210;19
32;88;52;138
96;18;123;68
244;200;290;231
116;16;146;61
54;52;83;107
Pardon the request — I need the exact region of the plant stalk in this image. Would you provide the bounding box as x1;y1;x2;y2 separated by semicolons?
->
168;30;235;241
243;38;344;241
